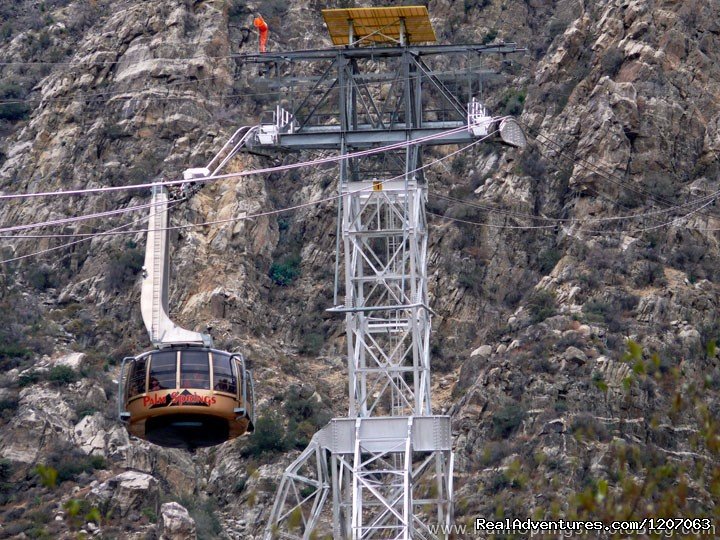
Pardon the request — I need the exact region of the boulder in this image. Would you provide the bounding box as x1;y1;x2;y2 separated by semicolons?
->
0;387;75;463
470;345;493;358
88;471;159;519
577;324;592;337
159;502;197;540
54;352;85;370
563;346;588;365
74;413;109;456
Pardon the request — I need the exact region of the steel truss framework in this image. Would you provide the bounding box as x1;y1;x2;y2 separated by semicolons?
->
341;179;430;418
267;416;453;539
253;39;523;540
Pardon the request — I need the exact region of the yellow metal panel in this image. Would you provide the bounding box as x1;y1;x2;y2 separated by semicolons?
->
322;6;436;46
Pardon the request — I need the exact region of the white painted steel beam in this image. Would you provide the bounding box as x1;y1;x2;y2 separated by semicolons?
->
140;186;212;348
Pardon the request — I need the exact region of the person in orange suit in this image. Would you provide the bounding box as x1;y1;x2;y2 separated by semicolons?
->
253;15;269;53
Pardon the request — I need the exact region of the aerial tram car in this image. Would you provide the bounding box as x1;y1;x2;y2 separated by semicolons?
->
118;136;258;449
120;345;254;448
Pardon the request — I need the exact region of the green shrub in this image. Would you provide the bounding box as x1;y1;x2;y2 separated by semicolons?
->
458;267;484;294
34;464;58;489
103;248;143;291
0;82;30;121
282;385;331;449
242;413;288;456
571;414;609;441
178;497;222;539
299;486;316;499
0;397;19;421
142;506;157;523
582;298;611;322
89;455;107;470
633;260;665;287
27;265;58;290
86;506;102;525
63;498;101;529
0;344;31;361
463;0;491;12
492;402;526;438
451;153;468;174
74;401;97;419
0;21;12;40
530;356;554;373
592;371;608;393
299;332;323;356
646;172;678;203
284;386;330;428
706;339;717;360
479;441;512;467
518;145;546;178
234;478;247;493
47;365;78;385
582;296;628;332
499;88;526;116
27;523;49;539
481;28;498;44
28;509;51;530
269;254;301;286
538;248;561;274
1;523;34;536
0;459;11;482
18;370;41;387
45;445;106;483
548;18;569;39
287;419;317;449
488;472;511;493
103;124;125;140
105;248;145;290
56;459;89;483
527;290;556;323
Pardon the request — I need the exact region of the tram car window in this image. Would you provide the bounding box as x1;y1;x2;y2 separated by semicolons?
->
213;352;237;394
149;351;177;390
180;350;210;389
130;358;147;396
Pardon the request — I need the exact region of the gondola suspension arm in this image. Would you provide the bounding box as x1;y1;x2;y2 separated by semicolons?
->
140;125;261;348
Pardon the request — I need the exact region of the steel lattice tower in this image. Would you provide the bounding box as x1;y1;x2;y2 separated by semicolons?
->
239;7;525;539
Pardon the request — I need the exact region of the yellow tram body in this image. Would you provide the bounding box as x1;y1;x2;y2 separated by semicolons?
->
119;348;254;449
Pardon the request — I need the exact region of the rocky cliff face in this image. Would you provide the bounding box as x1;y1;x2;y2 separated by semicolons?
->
1;0;719;538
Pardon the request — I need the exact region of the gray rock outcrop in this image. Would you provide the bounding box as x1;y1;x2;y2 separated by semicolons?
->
159;502;197;540
88;471;159;519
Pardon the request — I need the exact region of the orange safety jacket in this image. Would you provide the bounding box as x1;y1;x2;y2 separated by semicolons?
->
253;16;269;52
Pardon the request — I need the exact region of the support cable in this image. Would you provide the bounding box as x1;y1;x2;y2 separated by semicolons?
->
0;199;168;234
3;131;717;244
430;190;720;224
521;122;720;221
0;201;180;265
0;133;498;263
429;196;717;235
0;124;475;201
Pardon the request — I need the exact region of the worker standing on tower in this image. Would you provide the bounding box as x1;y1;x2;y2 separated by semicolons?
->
253;14;269;53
